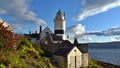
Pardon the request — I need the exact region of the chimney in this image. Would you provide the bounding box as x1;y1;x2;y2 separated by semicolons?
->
29;31;31;34
29;31;31;41
39;25;42;34
35;31;37;34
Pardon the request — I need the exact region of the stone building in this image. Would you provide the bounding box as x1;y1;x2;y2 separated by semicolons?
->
29;26;52;45
29;10;88;68
53;46;82;68
40;34;88;67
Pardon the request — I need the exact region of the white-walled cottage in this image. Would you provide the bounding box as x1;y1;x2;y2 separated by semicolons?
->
53;46;82;68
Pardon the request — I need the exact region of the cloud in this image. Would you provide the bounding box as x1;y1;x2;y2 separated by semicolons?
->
114;36;120;40
85;27;120;36
0;9;7;14
66;24;85;35
0;0;46;30
111;37;120;41
80;37;92;41
74;0;120;21
81;0;87;6
66;24;85;40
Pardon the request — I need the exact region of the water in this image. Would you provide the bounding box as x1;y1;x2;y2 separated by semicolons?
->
88;49;120;66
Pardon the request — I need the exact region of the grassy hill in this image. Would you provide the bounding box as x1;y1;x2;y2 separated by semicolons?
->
0;37;55;68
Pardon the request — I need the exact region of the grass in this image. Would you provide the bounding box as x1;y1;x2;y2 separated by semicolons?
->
88;59;100;68
0;38;55;68
88;59;120;68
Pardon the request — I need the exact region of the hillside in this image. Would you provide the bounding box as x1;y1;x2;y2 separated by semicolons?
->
88;41;120;49
0;37;55;68
0;21;55;68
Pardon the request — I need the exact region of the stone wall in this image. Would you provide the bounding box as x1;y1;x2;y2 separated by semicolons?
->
67;47;82;68
53;55;67;68
82;53;88;67
30;38;40;45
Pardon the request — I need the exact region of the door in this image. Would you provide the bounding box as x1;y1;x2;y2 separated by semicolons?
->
69;56;81;68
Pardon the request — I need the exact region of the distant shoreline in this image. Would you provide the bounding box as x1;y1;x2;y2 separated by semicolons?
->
88;41;120;49
94;59;120;68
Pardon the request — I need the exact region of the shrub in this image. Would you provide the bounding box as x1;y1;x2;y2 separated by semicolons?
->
0;64;5;68
18;39;32;50
0;20;16;49
0;41;3;47
32;43;45;56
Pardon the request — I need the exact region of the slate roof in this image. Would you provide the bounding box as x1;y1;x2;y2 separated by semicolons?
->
54;47;73;57
56;40;73;48
41;33;88;54
50;34;63;41
61;40;71;45
78;44;88;53
30;34;40;38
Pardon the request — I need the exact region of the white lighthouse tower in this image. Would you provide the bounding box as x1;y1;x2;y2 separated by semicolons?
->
54;9;66;40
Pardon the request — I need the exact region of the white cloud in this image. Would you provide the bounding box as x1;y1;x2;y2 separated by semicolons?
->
66;24;85;40
80;37;92;41
0;9;7;14
81;0;87;6
66;24;85;35
85;27;120;36
0;0;46;30
65;24;120;43
111;37;119;41
74;0;120;21
114;36;120;40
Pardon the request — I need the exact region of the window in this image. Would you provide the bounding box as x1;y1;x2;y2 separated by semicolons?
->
74;49;76;52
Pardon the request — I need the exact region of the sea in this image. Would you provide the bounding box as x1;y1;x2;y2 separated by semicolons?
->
88;49;120;66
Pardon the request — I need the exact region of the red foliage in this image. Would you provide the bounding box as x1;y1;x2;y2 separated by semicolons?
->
0;20;16;49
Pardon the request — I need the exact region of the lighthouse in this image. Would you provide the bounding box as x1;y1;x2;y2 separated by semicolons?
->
54;10;66;40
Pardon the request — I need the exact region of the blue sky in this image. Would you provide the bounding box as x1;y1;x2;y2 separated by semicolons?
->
0;0;120;43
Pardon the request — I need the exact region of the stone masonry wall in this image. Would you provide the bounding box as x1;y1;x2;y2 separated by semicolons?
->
82;53;88;67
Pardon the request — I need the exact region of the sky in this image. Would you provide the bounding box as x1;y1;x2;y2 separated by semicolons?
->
0;0;120;43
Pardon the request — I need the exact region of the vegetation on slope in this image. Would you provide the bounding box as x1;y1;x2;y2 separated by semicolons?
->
88;59;120;68
0;22;55;68
88;59;100;68
0;36;55;68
